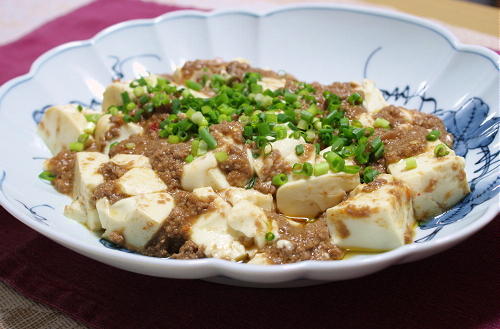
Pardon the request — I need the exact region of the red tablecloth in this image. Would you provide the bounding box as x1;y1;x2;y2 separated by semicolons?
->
0;1;498;328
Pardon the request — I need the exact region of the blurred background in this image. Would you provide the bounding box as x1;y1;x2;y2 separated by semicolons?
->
1;0;498;48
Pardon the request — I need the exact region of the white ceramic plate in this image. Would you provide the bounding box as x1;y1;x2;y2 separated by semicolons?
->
0;4;498;287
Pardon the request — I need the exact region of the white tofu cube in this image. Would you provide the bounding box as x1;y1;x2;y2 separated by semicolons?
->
181;152;229;191
388;147;469;220
227;200;279;249
96;192;175;250
94;114;143;154
326;174;415;250
117;167;167;196
110;154;151;169
220;187;275;211
189;188;247;261
359;79;388;113
276;171;360;218
65;152;109;230
102;82;134;112
248;253;272;265
37;104;89;155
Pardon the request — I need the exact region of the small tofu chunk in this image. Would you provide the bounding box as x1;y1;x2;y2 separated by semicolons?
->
227;200;279;249
94;114;143;154
276;171;360;218
37;104;90;154
117;167;167;196
388;147;469;220
358;79;388;113
65;152;109;230
220;187;275;211
258;77;286;91
181;152;229;191
326;174;415;250
96;192;175;250
248;253;272;265
110;154;151;169
102;82;134;111
252;137;315;179
189;188;247;261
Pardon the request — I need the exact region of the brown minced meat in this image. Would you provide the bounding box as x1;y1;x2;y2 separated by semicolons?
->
44;60;458;264
374;125;429;164
264;214;344;264
110;135;191;191
46;150;76;195
375;105;453;146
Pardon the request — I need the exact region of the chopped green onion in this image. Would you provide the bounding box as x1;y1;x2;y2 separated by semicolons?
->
108;106;119;115
245;176;257;189
69;142;84;152
214;151;228;162
186;80;202;91
292;163;304;174
314;143;321;154
190;112;208;126
434;144;450;157
125;142;135;149
426;129;441;141
405;157;417;170
374;118;390;129
199;127;217;150
284;92;298;104
198;140;208;156
121;91;131;105
302;162;313;176
347;93;363;105
363;167;380;183
265;232;275;241
272;173;288;186
185;154;194;163
313;162;329;176
77;133;89;144
133;86;146;97
168;135;180;144
300;110;314;122
109;142;119;149
84;113;100;123
39;171;56;181
77;105;83;112
343;165;361;174
305;130;316;142
324;152;345;172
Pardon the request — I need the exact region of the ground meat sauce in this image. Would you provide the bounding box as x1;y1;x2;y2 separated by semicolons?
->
375;105;453;146
99;161;128;181
143;190;214;258
260;150;291;182
46;150;76;195
105;115;125;141
361;177;388;193
109;135;191;191
92;181;128;204
209;122;254;187
264;214;344;264
374;125;428;164
44;60;460;264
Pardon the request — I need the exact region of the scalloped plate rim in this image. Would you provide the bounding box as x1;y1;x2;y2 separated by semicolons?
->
0;4;498;283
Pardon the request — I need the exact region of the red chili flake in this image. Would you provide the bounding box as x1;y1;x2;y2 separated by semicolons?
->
149;122;160;131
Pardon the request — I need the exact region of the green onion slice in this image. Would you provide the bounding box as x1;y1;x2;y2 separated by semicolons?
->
434;144;450;157
272;173;288;186
39;171;56;181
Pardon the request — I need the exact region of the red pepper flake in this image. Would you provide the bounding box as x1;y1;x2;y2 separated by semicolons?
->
149;122;159;131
